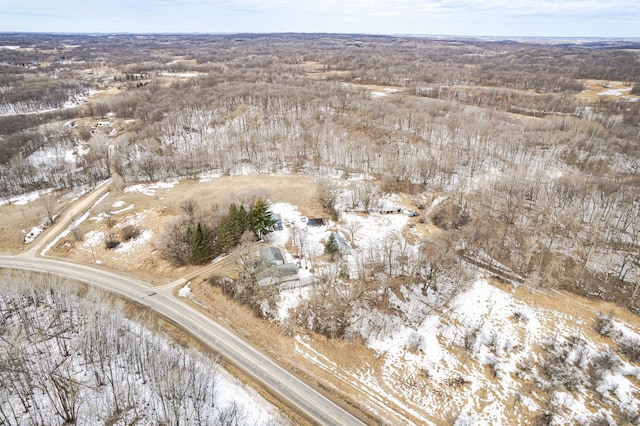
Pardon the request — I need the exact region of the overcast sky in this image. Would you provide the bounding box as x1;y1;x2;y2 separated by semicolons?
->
1;0;639;38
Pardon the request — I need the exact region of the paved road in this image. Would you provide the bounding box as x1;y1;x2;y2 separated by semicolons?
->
0;255;369;426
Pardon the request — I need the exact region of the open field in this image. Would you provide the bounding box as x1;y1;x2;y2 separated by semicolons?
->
44;175;321;282
576;79;640;103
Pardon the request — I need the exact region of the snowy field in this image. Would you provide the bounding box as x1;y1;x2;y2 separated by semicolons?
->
257;195;640;424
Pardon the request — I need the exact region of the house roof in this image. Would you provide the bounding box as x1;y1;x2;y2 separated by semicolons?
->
307;218;326;227
260;246;284;264
328;232;350;252
256;262;298;286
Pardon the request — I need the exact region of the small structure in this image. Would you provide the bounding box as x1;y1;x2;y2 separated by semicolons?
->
250;246;299;286
307;218;327;227
260;246;284;266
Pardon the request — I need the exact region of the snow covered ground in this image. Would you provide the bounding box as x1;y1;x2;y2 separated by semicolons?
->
0;187;53;206
263;198;640;425
0;276;286;426
35;181;639;425
125;179;179;196
0;89;99;116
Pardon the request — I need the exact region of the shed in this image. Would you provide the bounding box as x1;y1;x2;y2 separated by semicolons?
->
256;262;298;286
307;218;327;227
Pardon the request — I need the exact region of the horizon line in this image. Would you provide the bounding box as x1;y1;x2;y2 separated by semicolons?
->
1;31;640;41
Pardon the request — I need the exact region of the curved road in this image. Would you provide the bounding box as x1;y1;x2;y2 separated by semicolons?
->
0;255;367;426
2;181;369;425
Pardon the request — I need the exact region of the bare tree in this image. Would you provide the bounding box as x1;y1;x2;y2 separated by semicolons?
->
315;178;339;218
180;198;199;220
343;218;362;247
42;192;57;225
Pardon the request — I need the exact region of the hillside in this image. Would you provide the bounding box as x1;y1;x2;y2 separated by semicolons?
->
1;33;639;425
0;271;285;425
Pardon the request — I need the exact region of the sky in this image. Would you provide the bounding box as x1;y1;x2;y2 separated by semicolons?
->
1;0;639;38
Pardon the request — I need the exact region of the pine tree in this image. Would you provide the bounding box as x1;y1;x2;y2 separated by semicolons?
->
235;204;250;240
215;214;233;253
250;199;276;240
216;203;251;252
324;233;340;260
189;223;214;265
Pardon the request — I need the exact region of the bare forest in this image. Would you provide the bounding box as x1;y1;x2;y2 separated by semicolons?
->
0;271;283;425
2;33;639;311
2;33;640;424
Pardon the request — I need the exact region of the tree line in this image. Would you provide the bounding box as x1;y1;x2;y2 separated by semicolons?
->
158;198;276;266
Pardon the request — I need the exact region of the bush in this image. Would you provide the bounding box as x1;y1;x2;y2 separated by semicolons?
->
616;405;640;425
430;200;470;230
120;225;140;242
619;336;640;363
594;314;615;337
104;230;120;249
587;351;622;390
588;412;612;426
404;332;424;352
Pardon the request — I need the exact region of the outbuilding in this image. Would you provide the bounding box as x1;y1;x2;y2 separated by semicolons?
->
260;246;284;266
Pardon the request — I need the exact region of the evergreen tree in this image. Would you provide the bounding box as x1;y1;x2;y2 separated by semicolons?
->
250;199;276;240
216;203;251;252
234;204;250;240
215;214;234;253
324;233;340;260
189;223;214;265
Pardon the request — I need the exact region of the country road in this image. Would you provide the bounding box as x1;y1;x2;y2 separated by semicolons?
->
1;180;369;425
26;178;112;257
0;254;369;426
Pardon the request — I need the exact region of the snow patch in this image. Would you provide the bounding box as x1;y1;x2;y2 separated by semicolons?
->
0;188;53;206
178;282;192;298
42;192;110;255
125;180;179;196
599;88;632;96
199;170;223;182
115;229;153;254
23;226;44;244
157;71;205;78
83;230;105;248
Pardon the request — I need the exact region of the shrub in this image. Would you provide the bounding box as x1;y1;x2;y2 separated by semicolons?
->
404;332;423;352
619;336;640;363
594;314;615;337
588;412;612;426
120;225;140;242
430;200;470;230
104;230;120;249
